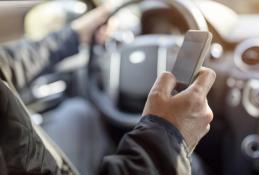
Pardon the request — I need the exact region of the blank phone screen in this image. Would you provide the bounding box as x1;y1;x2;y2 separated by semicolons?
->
171;31;210;87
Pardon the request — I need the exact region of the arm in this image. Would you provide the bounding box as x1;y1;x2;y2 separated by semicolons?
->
0;5;111;91
0;27;79;91
100;69;216;175
0;68;215;175
100;115;191;175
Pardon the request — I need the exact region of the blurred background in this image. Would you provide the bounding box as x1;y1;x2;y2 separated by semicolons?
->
1;0;259;175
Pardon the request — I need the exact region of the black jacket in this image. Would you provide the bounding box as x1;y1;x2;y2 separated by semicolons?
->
0;27;191;175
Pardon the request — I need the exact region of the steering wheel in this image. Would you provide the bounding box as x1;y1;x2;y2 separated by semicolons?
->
87;0;208;128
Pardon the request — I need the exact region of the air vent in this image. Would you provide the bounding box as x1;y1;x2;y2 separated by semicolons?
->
234;39;259;71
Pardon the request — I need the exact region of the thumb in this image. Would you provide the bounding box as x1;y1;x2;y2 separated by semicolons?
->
150;72;176;97
189;67;216;97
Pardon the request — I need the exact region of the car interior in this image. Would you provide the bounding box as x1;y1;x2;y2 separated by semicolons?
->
1;0;259;174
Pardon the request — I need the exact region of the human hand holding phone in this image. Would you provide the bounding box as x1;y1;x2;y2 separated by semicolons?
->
143;30;215;153
142;68;216;154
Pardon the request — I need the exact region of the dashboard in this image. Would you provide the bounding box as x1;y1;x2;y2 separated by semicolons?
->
202;13;259;175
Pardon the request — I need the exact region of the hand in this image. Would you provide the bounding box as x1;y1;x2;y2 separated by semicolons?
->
71;5;114;44
142;67;216;154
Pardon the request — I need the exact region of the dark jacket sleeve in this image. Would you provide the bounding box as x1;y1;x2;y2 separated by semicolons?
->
0;71;191;175
0;78;78;175
0;27;80;91
0;148;7;175
99;115;191;175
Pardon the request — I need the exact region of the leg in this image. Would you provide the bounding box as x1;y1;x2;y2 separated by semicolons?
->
41;98;113;175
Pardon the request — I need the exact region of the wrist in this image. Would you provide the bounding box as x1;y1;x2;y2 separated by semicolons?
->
142;114;195;155
141;115;191;155
71;5;112;44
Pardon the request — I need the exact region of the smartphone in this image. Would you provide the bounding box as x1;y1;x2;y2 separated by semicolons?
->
172;30;212;91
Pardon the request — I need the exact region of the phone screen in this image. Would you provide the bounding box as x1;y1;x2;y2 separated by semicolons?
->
172;31;212;90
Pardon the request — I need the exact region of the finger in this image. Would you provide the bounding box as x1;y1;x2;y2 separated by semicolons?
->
96;26;107;44
96;18;117;44
189;67;216;97
150;72;176;97
93;5;111;18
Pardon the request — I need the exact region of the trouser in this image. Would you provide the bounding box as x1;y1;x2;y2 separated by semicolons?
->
41;98;113;175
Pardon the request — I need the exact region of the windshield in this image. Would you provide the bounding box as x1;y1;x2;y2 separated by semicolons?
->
214;0;259;14
95;0;259;14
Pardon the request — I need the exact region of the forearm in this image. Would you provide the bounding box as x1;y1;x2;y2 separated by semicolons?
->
0;27;80;91
99;115;191;175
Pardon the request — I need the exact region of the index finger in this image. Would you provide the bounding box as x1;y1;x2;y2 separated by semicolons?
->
150;72;176;97
189;67;216;97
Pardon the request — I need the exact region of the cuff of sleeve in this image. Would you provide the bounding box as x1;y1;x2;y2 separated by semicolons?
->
62;26;80;54
68;26;81;47
140;115;190;158
50;26;80;63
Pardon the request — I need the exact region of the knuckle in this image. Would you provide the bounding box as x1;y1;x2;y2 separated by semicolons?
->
205;124;211;133
207;114;213;123
209;110;214;121
191;85;203;95
189;90;204;105
205;110;214;123
149;91;163;101
184;92;204;108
